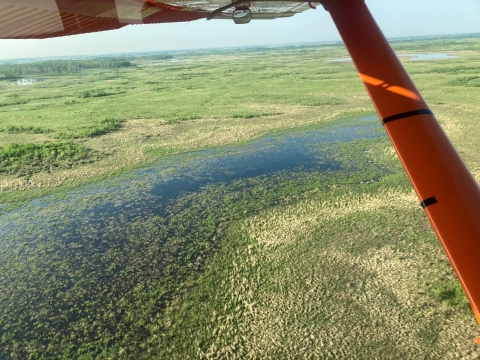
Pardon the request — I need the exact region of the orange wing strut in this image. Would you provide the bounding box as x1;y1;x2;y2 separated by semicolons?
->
320;0;480;335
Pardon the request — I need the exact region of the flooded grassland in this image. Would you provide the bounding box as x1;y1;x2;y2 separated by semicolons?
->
1;35;480;358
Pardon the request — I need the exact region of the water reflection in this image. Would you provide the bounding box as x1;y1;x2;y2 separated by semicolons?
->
8;78;37;86
399;53;459;61
328;53;459;62
0;117;384;243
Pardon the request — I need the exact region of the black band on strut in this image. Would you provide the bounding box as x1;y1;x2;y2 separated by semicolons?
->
382;109;433;125
421;197;437;209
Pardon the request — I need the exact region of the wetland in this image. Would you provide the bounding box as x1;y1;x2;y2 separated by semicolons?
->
1;34;480;359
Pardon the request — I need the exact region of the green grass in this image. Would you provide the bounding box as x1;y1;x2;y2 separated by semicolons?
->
57;118;125;139
448;76;480;87
0;125;52;134
0;44;358;142
0;141;99;177
430;280;470;309
75;89;112;98
1;35;480;359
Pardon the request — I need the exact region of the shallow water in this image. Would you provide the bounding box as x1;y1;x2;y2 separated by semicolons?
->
8;78;37;85
0;116;387;354
399;53;460;61
328;53;459;62
0;116;384;245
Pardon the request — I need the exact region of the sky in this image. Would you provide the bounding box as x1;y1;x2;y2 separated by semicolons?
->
0;0;480;60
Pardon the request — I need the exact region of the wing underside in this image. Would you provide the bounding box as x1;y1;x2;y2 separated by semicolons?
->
0;0;310;39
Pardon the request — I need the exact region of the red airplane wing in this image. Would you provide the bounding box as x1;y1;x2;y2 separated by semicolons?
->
0;0;209;39
318;1;480;336
0;0;311;39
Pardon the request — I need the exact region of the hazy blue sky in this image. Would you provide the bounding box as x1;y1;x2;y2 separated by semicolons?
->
1;0;480;60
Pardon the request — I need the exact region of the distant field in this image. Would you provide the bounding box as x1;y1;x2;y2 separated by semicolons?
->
1;35;480;359
1;42;369;200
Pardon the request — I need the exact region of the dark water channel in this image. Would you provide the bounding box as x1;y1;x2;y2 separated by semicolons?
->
0;116;384;246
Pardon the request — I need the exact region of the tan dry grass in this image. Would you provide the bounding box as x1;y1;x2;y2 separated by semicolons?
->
245;189;417;246
188;188;480;359
241;244;479;359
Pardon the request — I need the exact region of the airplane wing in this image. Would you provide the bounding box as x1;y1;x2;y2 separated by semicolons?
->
0;0;311;39
322;0;480;340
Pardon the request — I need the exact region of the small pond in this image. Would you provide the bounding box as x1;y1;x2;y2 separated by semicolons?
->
8;78;37;86
328;53;459;62
398;53;460;61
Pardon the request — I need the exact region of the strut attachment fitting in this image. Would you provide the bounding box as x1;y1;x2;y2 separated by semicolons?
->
207;0;318;22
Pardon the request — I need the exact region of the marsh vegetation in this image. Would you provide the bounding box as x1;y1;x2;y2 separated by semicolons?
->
1;35;480;359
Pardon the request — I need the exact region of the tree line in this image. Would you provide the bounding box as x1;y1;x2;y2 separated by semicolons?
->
0;58;132;77
0;54;174;78
126;54;173;61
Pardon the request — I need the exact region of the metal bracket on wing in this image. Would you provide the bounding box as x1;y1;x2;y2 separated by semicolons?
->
206;0;314;20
